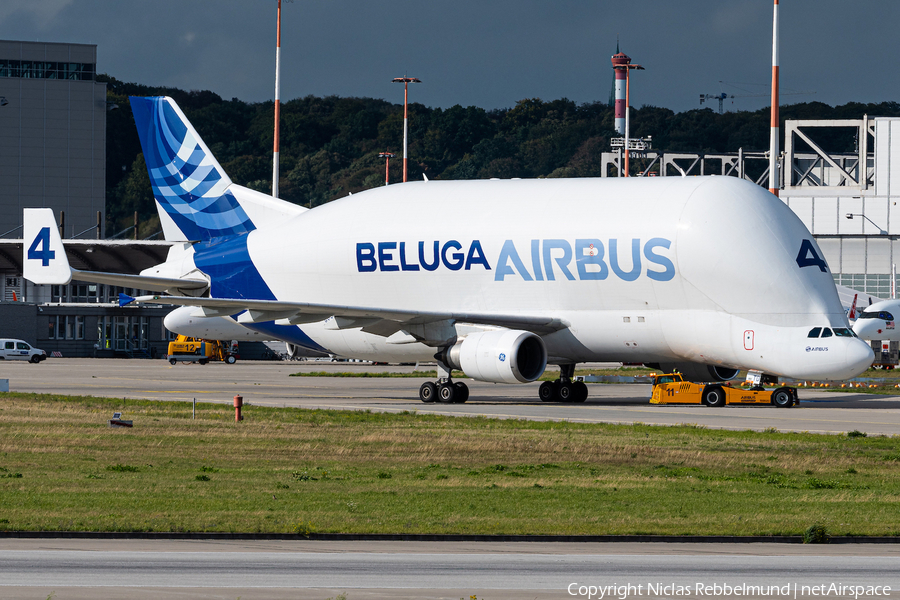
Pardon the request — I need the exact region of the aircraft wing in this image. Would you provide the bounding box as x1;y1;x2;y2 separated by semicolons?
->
70;269;208;292
123;293;569;337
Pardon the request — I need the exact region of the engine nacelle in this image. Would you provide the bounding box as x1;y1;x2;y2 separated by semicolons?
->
440;330;547;384
648;362;739;383
285;343;330;360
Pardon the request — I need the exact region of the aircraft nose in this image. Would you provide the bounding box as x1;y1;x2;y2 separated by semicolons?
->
164;306;194;334
842;338;874;379
852;320;877;339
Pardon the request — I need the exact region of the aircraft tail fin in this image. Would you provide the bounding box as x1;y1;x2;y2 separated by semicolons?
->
22;208;73;285
130;96;304;242
849;293;858;320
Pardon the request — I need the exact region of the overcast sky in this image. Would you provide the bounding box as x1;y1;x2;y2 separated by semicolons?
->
1;0;897;114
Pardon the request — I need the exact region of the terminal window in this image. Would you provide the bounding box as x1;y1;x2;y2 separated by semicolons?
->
0;60;95;81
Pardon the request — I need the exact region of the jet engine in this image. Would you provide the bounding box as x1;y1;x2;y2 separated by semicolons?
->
647;362;739;383
439;330;547;384
285;343;330;360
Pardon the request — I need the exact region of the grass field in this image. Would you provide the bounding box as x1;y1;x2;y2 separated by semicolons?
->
2;391;900;537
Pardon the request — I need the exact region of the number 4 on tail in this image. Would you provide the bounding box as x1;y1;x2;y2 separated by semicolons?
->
28;227;56;266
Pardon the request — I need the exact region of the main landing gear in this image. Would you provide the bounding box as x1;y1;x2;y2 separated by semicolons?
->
419;362;468;403
539;364;588;403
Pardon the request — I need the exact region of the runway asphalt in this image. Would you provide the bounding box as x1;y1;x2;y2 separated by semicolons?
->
3;358;900;435
2;539;899;600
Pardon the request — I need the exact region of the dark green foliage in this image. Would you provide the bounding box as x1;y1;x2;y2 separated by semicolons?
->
100;74;900;236
803;523;831;544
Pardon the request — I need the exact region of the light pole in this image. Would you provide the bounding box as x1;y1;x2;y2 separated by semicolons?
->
272;0;283;198
379;152;395;186
392;76;421;182
769;0;780;196
845;213;887;235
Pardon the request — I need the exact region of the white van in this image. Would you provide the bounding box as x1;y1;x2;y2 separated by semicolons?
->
0;339;47;363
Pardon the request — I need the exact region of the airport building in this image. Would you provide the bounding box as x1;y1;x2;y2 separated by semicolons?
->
0;40;175;358
0;40;106;245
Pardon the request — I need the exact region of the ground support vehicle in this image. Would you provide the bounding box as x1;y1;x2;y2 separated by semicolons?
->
167;336;238;365
650;373;797;407
0;339;47;363
870;340;899;370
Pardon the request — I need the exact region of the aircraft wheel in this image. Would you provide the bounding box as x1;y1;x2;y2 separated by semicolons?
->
225;355;237;364
169;358;177;365
419;382;437;403
573;381;589;403
438;382;456;403
558;382;575;402
453;382;469;403
702;386;726;407
539;380;558;402
771;388;794;408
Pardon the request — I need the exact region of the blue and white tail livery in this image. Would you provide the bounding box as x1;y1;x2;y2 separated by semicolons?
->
130;96;303;242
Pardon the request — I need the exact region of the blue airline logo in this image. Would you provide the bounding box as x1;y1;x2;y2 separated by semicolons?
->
357;238;675;282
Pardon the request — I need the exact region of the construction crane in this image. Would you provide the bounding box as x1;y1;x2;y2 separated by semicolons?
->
699;93;731;114
700;82;814;113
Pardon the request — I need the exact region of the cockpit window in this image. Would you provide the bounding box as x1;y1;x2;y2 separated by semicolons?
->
821;328;833;338
859;311;895;320
807;327;822;338
833;327;855;337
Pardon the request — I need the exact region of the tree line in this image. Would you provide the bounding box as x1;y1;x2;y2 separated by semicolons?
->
100;75;900;237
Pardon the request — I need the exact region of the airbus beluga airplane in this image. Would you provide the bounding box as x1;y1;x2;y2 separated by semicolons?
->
23;96;873;403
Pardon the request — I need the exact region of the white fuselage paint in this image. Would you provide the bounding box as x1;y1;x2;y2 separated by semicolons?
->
169;176;873;381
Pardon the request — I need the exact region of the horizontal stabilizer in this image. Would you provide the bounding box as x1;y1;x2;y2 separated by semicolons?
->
69;269;208;294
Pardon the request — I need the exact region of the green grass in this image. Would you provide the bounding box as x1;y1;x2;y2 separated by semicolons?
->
2;391;900;536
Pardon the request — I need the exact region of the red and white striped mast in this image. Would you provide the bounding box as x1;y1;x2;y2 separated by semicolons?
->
612;45;627;136
611;49;642;178
768;0;780;196
272;0;283;198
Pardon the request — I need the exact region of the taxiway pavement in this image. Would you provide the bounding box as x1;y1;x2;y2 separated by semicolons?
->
3;358;900;435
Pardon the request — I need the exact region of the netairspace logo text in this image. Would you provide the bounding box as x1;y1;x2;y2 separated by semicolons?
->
567;582;892;599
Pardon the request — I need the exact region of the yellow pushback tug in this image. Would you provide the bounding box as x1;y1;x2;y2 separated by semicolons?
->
167;335;239;365
650;373;797;408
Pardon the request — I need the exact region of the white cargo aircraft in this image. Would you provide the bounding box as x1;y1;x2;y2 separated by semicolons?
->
853;300;900;341
23;96;873;403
